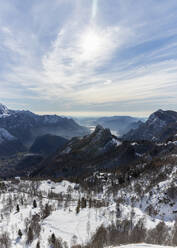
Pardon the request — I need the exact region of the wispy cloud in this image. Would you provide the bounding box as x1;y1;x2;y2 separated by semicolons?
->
0;0;177;116
42;22;131;92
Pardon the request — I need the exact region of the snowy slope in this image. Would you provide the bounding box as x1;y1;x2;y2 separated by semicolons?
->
0;128;16;143
0;180;116;247
42;206;115;247
0;160;177;248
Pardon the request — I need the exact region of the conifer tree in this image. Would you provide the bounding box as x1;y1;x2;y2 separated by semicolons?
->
51;233;56;244
36;241;40;248
18;229;22;238
33;199;37;208
16;204;20;212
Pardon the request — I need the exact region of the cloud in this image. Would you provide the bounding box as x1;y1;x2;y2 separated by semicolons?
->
42;22;131;90
0;0;177;116
104;80;112;85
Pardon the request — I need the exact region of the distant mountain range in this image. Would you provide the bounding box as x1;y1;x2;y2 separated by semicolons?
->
96;116;144;136
75;115;145;136
0;103;88;151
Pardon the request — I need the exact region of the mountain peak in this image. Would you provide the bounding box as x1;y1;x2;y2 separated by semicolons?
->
94;124;111;134
95;124;104;132
93;125;112;140
0;103;9;115
148;109;177;125
61;124;120;157
156;109;164;113
123;109;177;142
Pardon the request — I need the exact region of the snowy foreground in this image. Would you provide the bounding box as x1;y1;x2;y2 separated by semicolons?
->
0;163;176;248
0;180;116;247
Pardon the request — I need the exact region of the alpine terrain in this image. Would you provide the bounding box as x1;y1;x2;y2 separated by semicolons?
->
0;109;176;247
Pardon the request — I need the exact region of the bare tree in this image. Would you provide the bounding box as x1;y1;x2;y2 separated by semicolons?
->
0;232;11;248
42;203;51;219
48;233;64;248
26;227;34;244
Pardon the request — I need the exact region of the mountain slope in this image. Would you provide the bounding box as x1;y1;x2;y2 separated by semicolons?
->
123;109;177;142
1;123;177;178
0;103;88;147
31;123;177;179
0;128;26;156
33;125;139;178
30;134;68;156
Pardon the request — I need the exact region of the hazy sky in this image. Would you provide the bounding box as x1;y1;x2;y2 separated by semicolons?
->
0;0;177;117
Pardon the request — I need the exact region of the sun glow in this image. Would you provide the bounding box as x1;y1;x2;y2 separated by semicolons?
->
81;30;101;52
79;29;104;60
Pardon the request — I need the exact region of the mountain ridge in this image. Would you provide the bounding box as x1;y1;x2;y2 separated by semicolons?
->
123;109;177;142
0;103;89;147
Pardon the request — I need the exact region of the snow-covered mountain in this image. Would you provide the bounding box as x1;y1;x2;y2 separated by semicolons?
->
123;109;177;142
0;103;89;147
0;103;16;117
0;103;11;116
0;103;8;115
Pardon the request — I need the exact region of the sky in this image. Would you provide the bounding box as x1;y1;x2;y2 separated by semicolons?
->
0;0;177;117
